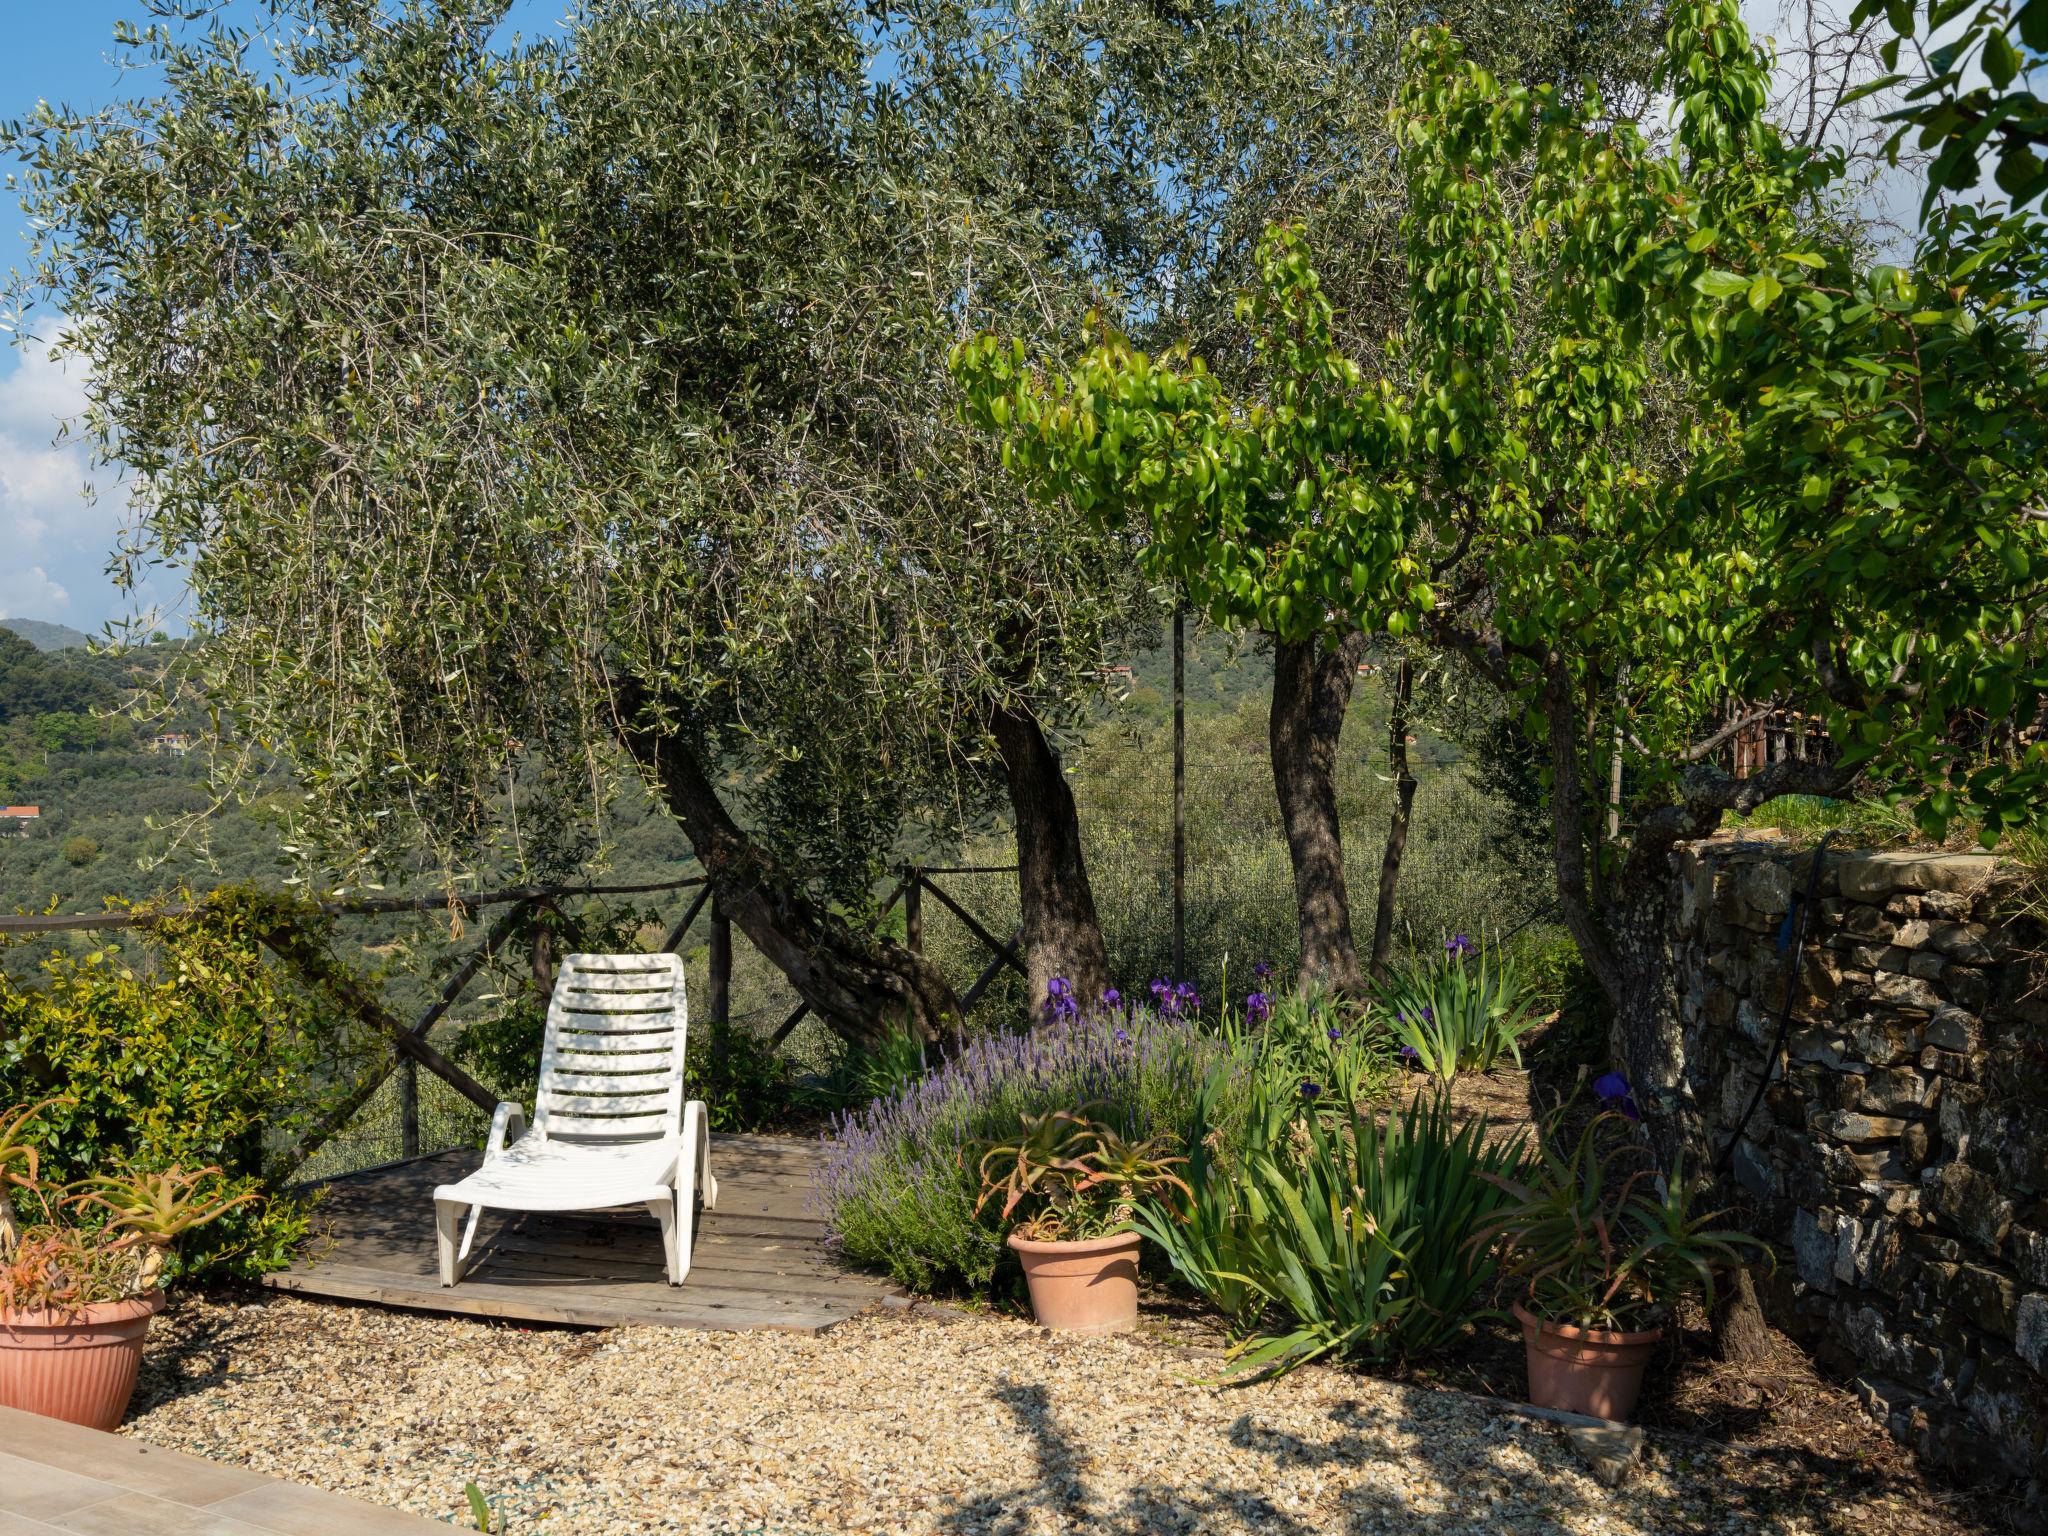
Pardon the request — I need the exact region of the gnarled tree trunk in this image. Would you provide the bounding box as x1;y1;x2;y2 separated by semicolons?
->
1270;630;1368;995
991;700;1112;1012
622;717;961;1048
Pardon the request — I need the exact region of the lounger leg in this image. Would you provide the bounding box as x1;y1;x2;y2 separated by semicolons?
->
435;1197;464;1286
685;1099;717;1210
648;1194;688;1286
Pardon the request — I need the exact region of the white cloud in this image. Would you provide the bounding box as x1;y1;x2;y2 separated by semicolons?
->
0;565;70;621
0;333;124;625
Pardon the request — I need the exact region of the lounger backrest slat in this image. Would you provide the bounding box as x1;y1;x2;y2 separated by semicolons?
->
533;952;687;1143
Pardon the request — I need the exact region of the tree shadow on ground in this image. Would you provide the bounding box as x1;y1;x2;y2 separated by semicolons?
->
933;1366;1999;1535
129;1293;266;1415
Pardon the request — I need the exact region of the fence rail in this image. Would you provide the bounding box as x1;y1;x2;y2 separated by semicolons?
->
1;862;1020;1183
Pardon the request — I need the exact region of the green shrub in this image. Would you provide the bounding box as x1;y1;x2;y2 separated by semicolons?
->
1372;934;1541;1084
1513;930;1611;1072
0;896;358;1277
1136;1072;1530;1375
1221;982;1390;1106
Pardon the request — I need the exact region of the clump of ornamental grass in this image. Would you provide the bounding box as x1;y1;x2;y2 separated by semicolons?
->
815;999;1241;1293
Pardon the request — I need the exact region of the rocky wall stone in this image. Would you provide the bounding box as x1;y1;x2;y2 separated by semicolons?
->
1659;833;2048;1514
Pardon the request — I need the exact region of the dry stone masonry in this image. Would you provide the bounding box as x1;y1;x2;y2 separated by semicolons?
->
1660;834;2048;1511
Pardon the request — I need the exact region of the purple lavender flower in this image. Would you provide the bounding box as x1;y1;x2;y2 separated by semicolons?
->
1245;990;1273;1026
1446;934;1475;960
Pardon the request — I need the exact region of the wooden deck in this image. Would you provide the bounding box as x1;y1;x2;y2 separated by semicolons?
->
263;1132;898;1332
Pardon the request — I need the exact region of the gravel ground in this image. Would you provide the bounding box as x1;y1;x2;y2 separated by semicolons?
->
124;1292;1987;1536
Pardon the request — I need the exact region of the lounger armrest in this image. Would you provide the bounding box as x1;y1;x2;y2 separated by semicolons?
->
485;1101;527;1160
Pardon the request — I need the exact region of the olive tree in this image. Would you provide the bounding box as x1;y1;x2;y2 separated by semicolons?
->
7;0;1154;1040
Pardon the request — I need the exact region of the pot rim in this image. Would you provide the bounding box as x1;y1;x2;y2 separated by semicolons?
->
1512;1299;1664;1348
0;1290;166;1329
1005;1228;1143;1257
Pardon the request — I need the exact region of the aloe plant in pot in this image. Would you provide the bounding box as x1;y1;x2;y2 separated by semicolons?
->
1;1100;254;1429
1480;1093;1767;1422
974;1107;1188;1334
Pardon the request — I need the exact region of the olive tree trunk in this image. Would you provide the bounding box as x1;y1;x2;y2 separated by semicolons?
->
991;700;1112;1012
623;717;961;1047
1270;630;1368;995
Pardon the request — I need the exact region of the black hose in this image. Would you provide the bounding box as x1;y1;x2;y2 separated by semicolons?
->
1716;829;1840;1175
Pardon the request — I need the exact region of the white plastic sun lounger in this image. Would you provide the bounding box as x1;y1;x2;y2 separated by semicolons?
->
433;951;716;1287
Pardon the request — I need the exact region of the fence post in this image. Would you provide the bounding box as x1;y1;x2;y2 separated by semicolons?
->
709;900;732;1030
904;867;923;954
398;1059;419;1158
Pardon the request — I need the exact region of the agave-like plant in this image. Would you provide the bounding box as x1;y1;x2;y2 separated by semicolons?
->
0;1098;69;1252
1478;1107;1768;1332
973;1108;1189;1241
70;1164;257;1287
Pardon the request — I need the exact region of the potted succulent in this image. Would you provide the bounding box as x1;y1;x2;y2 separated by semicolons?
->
0;1100;253;1429
975;1108;1188;1334
1481;1099;1765;1421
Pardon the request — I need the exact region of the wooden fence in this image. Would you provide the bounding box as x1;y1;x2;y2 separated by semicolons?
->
0;862;1020;1184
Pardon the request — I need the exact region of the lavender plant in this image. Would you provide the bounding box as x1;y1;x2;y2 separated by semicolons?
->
815;1002;1240;1292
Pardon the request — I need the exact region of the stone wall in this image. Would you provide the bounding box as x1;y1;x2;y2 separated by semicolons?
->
1662;834;2048;1505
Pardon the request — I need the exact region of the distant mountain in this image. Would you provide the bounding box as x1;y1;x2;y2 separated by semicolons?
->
0;619;93;652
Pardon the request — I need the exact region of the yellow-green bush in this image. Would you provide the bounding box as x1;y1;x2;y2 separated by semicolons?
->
0;894;371;1277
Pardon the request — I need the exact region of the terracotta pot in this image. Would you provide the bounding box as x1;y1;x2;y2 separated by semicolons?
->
0;1291;165;1430
1008;1229;1143;1334
1513;1301;1663;1422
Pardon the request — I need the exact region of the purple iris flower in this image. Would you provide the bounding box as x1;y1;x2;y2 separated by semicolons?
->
1101;986;1122;1011
1594;1070;1644;1123
1299;1079;1322;1100
1253;961;1275;981
1399;1044;1421;1062
1326;1025;1343;1043
1113;1027;1130;1046
1446;934;1475;960
1245;990;1273;1025
1043;976;1079;1022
